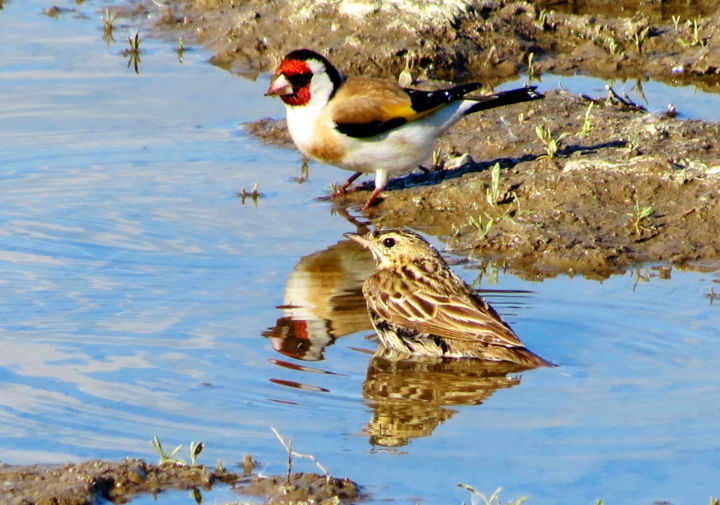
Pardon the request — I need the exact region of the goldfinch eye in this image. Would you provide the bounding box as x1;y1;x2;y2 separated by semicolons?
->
286;72;312;89
382;238;396;248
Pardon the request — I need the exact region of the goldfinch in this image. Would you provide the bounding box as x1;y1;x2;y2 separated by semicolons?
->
266;49;543;210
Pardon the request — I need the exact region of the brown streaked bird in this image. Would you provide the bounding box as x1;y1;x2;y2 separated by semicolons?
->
344;228;552;367
266;49;543;210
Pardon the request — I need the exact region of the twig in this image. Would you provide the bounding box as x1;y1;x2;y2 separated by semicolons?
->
606;85;647;112
271;427;331;482
581;94;603;105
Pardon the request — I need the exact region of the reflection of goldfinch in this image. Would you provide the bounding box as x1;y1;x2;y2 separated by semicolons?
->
262;239;375;361
345;228;551;367
266;49;543;210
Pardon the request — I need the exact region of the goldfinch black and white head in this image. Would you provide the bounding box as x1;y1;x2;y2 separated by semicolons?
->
266;49;344;108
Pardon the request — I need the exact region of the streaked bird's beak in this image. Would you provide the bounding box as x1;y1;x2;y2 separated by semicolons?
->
343;232;372;249
265;74;293;96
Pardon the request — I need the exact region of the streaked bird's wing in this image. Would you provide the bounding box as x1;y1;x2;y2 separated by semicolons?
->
366;279;523;348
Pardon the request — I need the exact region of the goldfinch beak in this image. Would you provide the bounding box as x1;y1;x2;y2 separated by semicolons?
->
265;74;293;96
344;232;372;249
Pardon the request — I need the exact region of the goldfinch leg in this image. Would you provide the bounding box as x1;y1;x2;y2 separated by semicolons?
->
362;168;388;210
362;187;384;210
330;171;362;197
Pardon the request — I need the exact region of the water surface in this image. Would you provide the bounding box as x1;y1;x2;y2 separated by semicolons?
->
0;2;719;504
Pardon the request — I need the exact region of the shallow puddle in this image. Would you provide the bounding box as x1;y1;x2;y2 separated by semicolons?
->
501;73;720;122
0;1;719;504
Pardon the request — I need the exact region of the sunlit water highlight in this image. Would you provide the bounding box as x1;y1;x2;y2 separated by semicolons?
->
0;2;718;504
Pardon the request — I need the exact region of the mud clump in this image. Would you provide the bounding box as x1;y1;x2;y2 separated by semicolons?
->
237;472;360;505
0;459;359;505
0;459;229;505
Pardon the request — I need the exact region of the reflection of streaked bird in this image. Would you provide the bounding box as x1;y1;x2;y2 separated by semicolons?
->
363;348;529;447
263;239;375;361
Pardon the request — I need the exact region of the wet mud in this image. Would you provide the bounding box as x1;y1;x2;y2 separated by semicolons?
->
250;88;720;279
1;459;359;505
131;0;720;278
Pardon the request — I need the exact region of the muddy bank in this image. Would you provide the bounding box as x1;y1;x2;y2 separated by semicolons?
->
142;0;720;86
127;0;720;278
249;87;720;279
0;458;359;505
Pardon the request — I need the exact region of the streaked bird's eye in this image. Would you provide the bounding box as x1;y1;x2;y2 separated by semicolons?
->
382;238;395;248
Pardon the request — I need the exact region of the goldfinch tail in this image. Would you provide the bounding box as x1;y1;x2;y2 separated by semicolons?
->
462;86;543;116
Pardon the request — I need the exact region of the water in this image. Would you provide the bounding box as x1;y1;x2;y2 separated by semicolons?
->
501;74;720;122
1;1;719;504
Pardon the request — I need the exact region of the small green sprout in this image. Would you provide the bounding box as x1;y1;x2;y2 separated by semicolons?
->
176;36;184;63
101;8;115;34
122;32;142;73
151;436;183;465
151;437;206;467
689;19;705;47
527;51;536;80
579;102;594;137
486;162;501;208
296;158;310;182
100;8;116;45
189;441;204;466
628;199;653;236
469;214;494;239
535;124;569;160
478;162;523;222
677;19;706;48
633;26;650;54
671;15;681;31
606;36;620;56
239;182;262;204
537;8;553;31
458;484;528;505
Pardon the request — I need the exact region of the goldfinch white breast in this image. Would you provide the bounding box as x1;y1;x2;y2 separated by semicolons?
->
266;49;543;210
